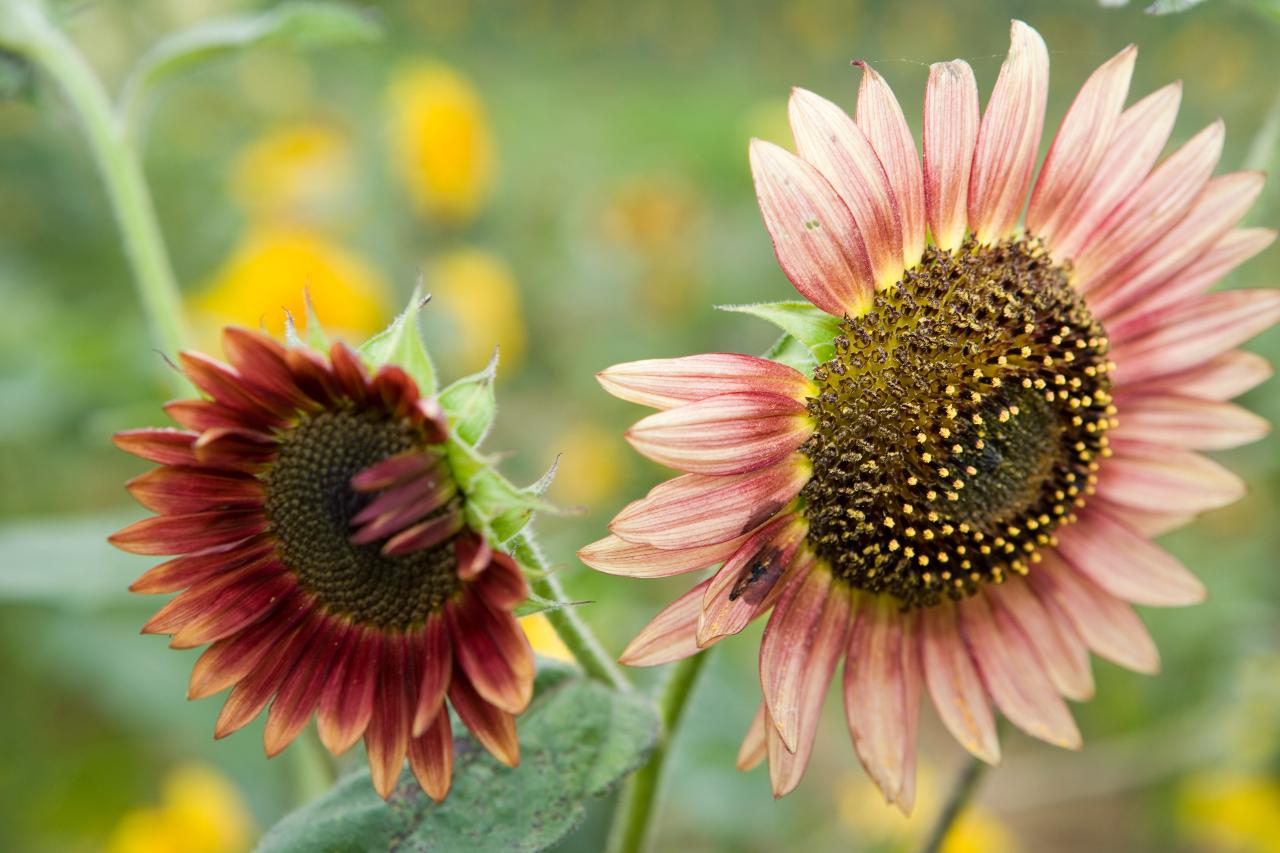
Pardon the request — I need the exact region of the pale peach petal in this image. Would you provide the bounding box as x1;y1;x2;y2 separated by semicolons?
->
1089;495;1194;538
843;595;921;807
1055;509;1206;607
1029;551;1160;673
920;602;1000;764
1091;172;1266;320
1111;394;1270;450
1050;83;1181;260
1095;441;1245;517
609;455;810;549
968;20;1049;243
597;353;815;411
736;703;768;771
578;532;751;579
855;62;925;269
923;59;980;252
1026;45;1136;247
789;88;904;289
1111;290;1280;387
626;391;813;476
958;594;1082;749
1127;349;1273;402
699;517;808;645
765;705;812;798
618;579;709;667
987;578;1094;701
1072;121;1224;290
750;139;875;316
760;562;852;753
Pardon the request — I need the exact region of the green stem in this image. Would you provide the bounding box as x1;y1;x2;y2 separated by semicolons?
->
606;651;710;853
511;533;630;691
918;754;989;853
1;0;190;361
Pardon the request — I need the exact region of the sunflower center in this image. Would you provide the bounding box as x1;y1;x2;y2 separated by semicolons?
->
800;237;1115;608
262;406;460;629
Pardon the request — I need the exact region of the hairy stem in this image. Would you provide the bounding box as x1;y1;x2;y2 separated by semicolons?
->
919;754;990;853
606;651;710;853
1;0;190;363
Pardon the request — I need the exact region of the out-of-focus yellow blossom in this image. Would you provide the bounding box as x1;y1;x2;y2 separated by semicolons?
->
106;763;254;853
188;227;389;350
520;613;573;662
837;765;1018;852
428;248;525;374
601;176;706;318
231;123;351;224
548;423;626;509
386;62;495;226
1177;769;1280;853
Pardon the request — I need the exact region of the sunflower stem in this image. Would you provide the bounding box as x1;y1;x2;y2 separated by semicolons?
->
605;651;710;853
511;532;630;691
0;0;191;366
918;753;990;853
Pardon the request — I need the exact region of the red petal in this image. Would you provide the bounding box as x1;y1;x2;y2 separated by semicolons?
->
126;466;264;515
316;627;381;754
130;534;273;594
113;429;199;466
412;614;452;737
447;592;534;715
263;622;345;756
110;510;266;556
470;552;528;610
408;709;453;802
364;635;412;799
448;668;519;767
214;615;322;738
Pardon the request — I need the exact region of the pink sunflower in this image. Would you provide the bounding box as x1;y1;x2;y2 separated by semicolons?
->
580;20;1277;808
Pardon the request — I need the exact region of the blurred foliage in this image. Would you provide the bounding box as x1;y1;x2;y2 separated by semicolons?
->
1;0;1278;850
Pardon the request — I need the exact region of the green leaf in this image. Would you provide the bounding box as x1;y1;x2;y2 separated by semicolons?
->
439;348;498;446
719;300;841;364
255;664;659;853
1144;0;1210;12
0;512;145;608
764;333;818;374
121;2;379;131
360;286;438;396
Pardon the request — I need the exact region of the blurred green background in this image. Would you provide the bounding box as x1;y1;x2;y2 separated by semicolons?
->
2;0;1279;850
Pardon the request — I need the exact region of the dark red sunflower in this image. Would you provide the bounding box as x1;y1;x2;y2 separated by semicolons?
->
110;327;534;800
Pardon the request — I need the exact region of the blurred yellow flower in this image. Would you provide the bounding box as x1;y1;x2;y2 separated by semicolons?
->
520;613;573;663
231;123;352;224
547;423;626;509
106;763;254;853
188;227;390;350
387;62;496;225
428;248;526;375
601;175;706;318
1178;769;1280;853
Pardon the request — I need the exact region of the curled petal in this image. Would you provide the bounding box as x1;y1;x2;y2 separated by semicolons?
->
598;353;815;411
923;59;980;252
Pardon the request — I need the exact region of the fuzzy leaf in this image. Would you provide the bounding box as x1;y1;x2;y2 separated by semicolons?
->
439;349;498;446
255;663;659;853
719;301;841;364
360;287;437;396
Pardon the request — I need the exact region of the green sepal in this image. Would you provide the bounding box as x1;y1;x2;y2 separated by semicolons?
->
283;289;331;351
513;589;585;618
719;300;842;364
439;348;498;446
445;440;564;544
359;285;437;396
764;332;818;374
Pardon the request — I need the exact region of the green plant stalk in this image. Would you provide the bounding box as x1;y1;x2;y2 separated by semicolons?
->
511;532;630;691
918;754;990;853
605;651;710;853
2;0;190;361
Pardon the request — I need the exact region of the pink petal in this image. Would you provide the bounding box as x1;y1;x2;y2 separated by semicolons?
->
1050;83;1181;261
749;138;875;316
843;595;921;807
1111;290;1280;387
1072;121;1224;290
1092;172;1266;323
1111;394;1270;450
789;88;904;289
609;455;810;549
759;562;853;753
597;353;815;411
923;59;980;252
1089;495;1193;539
736;703;769;772
920;603;1000;764
1028;551;1159;674
1027;45;1136;248
986;578;1094;701
1127;349;1273;402
967;20;1049;243
1096;440;1245;518
765;705;811;798
698;516;809;645
958;593;1082;749
618;579;709;667
855;62;925;270
626;391;813;476
1055;508;1206;607
578;532;751;579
